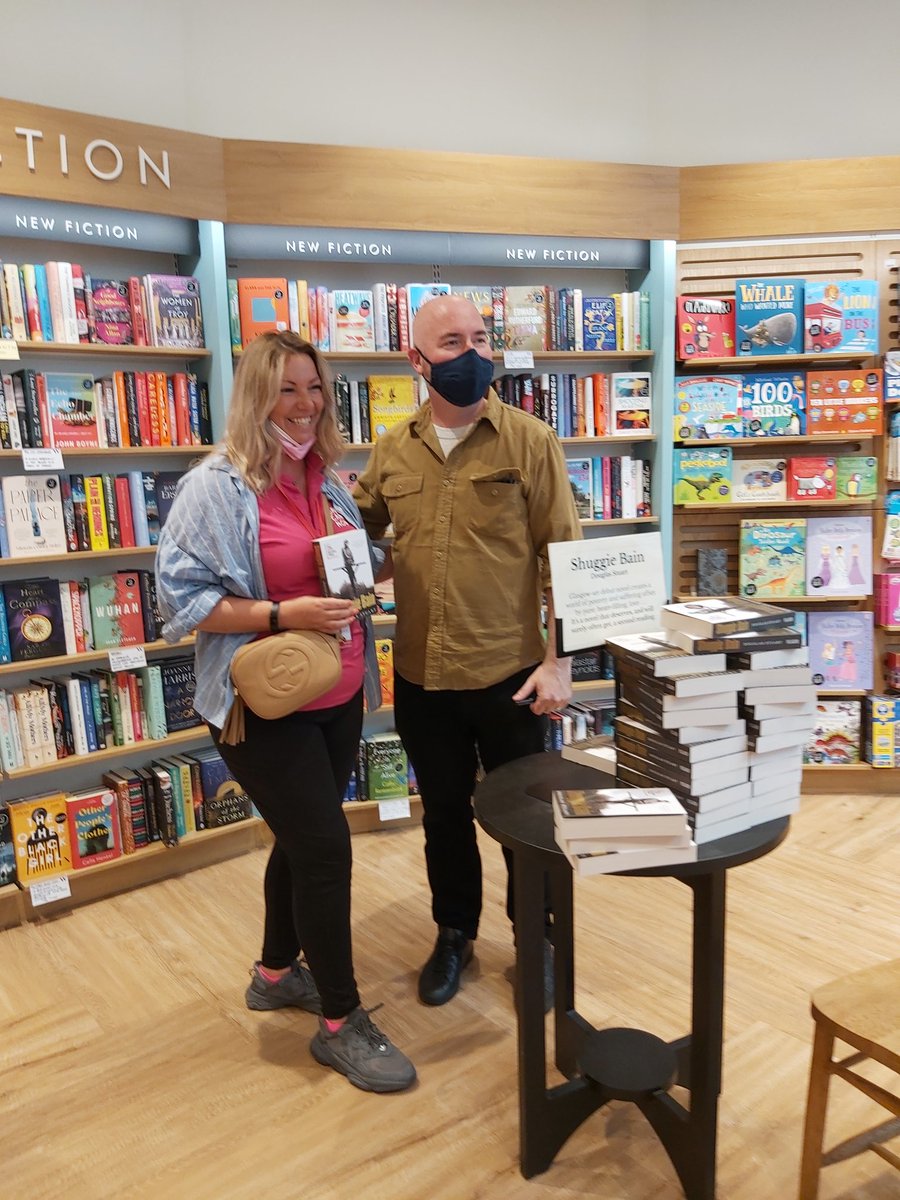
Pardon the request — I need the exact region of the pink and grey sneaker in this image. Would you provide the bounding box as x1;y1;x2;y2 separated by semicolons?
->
245;959;322;1014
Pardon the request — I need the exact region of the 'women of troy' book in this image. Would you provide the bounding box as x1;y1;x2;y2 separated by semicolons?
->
805;515;873;598
739;519;806;599
735;277;804;356
144;275;204;349
673;375;743;440
741;371;806;436
806;610;874;692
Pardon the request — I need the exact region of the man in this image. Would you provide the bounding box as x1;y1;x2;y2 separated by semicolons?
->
354;295;581;1007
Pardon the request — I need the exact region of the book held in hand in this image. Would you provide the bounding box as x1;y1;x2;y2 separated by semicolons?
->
313;527;376;617
552;787;688;839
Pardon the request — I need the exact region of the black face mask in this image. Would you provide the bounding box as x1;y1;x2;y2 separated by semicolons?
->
416;347;494;408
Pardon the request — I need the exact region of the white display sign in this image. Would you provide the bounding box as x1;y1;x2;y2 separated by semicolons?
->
378;798;411;822
503;351;534;370
29;875;72;906
548;531;667;655
0;340;20;361
22;447;65;471
108;646;148;671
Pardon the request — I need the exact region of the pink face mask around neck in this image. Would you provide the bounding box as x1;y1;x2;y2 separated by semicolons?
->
268;419;315;461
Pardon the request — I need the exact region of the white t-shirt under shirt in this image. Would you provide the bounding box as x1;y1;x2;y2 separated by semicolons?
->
432;421;476;458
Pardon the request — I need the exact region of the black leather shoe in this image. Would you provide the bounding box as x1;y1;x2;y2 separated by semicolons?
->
418;926;474;1006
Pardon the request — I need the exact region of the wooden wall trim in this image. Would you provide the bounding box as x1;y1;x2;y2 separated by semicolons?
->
680;158;900;242
0;98;225;220
222;140;680;240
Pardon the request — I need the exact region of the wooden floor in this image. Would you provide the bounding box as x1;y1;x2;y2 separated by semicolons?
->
2;791;899;1200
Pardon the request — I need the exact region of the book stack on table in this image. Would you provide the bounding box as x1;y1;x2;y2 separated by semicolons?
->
602;597;816;844
551;785;697;877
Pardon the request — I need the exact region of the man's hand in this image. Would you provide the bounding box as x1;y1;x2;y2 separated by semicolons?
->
512;658;573;716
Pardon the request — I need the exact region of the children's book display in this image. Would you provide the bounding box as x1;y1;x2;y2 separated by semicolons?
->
806;611;874;692
739;519;806;599
805;516;873;598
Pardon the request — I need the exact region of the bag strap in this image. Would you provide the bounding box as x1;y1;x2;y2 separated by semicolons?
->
321;491;334;536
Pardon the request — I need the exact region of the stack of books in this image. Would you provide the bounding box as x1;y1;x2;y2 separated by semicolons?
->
603;597;816;843
551;785;697;877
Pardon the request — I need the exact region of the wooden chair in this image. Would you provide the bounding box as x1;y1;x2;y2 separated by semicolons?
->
798;958;900;1198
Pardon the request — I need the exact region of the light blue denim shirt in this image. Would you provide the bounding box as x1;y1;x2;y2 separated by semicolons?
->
155;452;383;728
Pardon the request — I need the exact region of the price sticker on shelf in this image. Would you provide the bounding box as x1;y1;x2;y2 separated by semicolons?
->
0;340;20;361
377;798;411;822
22;447;65;471
29;875;72;907
109;646;148;671
503;351;534;370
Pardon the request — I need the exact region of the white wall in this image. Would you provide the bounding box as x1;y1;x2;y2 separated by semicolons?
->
6;0;900;166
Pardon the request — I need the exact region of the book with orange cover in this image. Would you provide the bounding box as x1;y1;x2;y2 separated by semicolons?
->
238;278;289;348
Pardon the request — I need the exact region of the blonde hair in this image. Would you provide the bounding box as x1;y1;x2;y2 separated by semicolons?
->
221;331;345;492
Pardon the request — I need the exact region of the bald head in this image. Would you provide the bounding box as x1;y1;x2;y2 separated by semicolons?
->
412;295;488;356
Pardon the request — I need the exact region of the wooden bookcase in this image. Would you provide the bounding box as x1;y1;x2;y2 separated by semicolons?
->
674;237;899;789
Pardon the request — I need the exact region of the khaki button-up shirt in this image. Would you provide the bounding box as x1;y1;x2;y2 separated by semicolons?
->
354;389;581;690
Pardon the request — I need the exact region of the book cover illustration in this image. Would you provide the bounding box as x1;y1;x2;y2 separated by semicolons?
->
1;474;68;557
806;369;883;435
365;732;409;802
565;459;593;519
405;283;451;340
0;803;15;886
367;375;417;440
804;280;878;355
375;638;394;707
834;455;877;501
88;572;145;648
697;547;728;596
44;373;100;447
552;787;687;836
67;787;121;869
803;699;862;764
731;458;787;503
237;278;289;346
673;447;732;504
675;296;736;359
89;279;133;344
502;285;550;351
313;526;376;616
735;277;804;356
806;611;874;691
673;376;743;440
8;792;72;883
787;456;836;501
191;748;253;827
805;515;873;598
154;471;182;529
450;286;493;338
740;371;806;436
159;657;201;730
4;577;66;661
145;275;204;348
582;297;618;351
610;372;652;433
331;289;375;352
739;519;806;599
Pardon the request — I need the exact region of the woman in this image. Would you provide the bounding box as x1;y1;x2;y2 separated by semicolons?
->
156;331;415;1094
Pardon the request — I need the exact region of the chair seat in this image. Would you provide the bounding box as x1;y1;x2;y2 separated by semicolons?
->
812;959;900;1072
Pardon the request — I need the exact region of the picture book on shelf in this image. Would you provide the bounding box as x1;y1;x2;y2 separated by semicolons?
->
8;792;72;883
805;515;873;597
610;372;652;433
806;611;874;691
676;296;736;359
787;456;836;501
1;474;68;557
67;787;121;869
144;275;204;349
739;519;806;599
367;375;417;440
451;287;493;337
672;447;732;504
806;369;883;435
88;572;146;648
237;278;289;346
502;286;550;351
735;278;804;356
834;456;877;502
673;376;743;440
803;699;862;765
740;371;806;436
582;297;618;352
44;372;100;448
731;458;787;503
697;547;728;596
565;459;593;519
803;280;878;355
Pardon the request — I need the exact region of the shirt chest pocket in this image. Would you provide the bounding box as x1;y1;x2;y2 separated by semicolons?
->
383;474;425;542
469;469;526;537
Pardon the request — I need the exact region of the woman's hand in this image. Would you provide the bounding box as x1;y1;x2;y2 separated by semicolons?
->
279;595;358;634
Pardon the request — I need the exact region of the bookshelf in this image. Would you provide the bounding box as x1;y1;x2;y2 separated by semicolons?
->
674;237;898;782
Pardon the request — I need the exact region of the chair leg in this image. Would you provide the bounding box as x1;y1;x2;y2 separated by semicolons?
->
798;1020;835;1200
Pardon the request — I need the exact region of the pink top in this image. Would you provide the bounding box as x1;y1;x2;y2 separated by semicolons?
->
258;459;365;710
